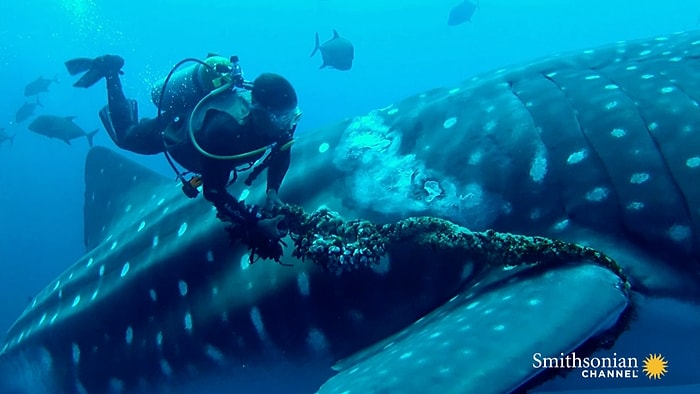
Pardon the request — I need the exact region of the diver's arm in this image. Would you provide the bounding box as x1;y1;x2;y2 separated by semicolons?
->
266;146;291;193
201;162;234;205
200;112;256;222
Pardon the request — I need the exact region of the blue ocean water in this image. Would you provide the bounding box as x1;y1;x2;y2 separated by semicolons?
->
0;0;699;392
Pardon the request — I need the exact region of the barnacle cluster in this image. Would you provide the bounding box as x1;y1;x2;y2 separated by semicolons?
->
286;208;387;274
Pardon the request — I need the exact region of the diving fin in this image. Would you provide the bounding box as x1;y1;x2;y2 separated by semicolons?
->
73;68;105;88
64;58;94;75
66;55;125;89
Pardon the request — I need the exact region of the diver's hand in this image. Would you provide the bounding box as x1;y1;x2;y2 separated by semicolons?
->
265;189;285;210
257;215;288;240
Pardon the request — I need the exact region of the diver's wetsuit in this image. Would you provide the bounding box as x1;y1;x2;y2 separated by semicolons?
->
104;72;291;210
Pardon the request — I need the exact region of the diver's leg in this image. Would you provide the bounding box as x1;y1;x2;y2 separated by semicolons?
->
98;57;166;155
104;69;135;137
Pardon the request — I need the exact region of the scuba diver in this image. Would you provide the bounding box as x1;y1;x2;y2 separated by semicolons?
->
65;54;301;249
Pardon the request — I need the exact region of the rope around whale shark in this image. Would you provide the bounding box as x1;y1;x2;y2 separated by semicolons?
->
218;203;631;293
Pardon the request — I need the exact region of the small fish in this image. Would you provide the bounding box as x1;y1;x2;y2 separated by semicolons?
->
24;75;59;97
0;128;15;146
310;29;354;71
28;115;98;146
448;0;479;26
15;98;42;123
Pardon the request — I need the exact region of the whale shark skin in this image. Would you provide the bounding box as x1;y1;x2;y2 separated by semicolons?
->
285;30;700;299
0;147;629;394
4;29;700;393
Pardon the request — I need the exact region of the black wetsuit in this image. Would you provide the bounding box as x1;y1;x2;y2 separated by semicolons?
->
104;72;291;212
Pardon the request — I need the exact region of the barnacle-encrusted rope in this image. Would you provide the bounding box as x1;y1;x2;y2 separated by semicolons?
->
221;204;630;291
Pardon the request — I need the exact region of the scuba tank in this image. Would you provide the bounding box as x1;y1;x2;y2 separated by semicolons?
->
151;54;235;116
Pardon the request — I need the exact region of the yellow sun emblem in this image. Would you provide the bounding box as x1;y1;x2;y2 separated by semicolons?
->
642;353;668;379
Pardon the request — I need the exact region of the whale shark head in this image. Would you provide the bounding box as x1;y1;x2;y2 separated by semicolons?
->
312;30;700;300
5;29;700;393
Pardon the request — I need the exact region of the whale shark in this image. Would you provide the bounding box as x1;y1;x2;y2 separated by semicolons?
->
2;29;700;393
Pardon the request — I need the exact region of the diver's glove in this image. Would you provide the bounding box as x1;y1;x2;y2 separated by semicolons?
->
213;193;288;263
257;215;288;240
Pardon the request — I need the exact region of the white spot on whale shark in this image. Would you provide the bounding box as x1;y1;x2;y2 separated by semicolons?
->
125;326;133;344
610;128;626;138
529;145;547;183
686;157;700;168
205;344;225;362
250;307;267;341
566;149;587;164
552;219;569;232
627;202;645;210
184;312;193;332
668;224;691;242
177;222;188;237
178;280;188;297
307;327;329;354
585;187;609;202
72;343;80;364
297;273;310;296
443;117;457;129
120;262;130;277
468;151;482;165
160;359;173;376
630;173;650;184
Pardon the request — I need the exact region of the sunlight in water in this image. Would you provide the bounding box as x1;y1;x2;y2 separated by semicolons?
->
60;0;105;40
61;0;95;19
58;0;124;45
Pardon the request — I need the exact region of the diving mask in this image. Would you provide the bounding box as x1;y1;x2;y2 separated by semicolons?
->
253;104;302;131
269;106;302;131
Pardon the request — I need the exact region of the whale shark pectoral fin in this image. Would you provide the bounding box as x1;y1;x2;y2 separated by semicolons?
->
319;262;630;393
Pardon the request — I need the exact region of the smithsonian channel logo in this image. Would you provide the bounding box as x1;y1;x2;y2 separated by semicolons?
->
532;352;668;379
